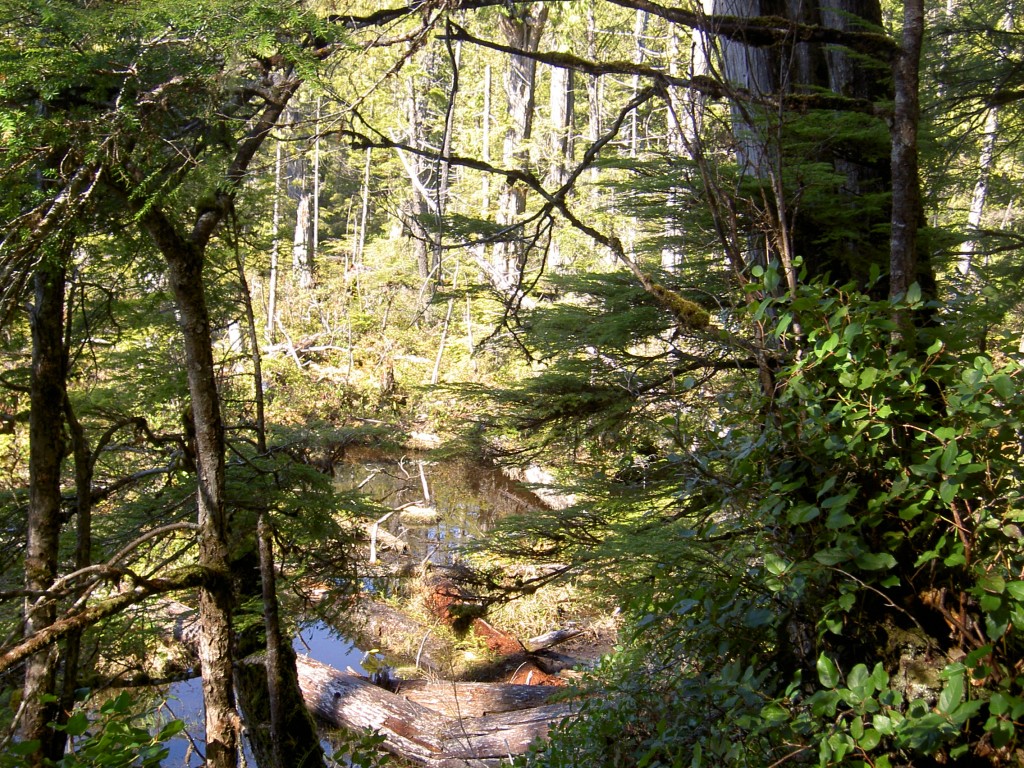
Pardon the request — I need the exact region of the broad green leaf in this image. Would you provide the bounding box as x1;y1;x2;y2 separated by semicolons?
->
760;702;790;723
64;711;89;737
858;728;881;751
991;373;1014;400
854;551;896;570
817;653;840;688
1005;582;1024;601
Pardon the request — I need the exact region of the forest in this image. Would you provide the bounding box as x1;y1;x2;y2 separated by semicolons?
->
1;0;1023;765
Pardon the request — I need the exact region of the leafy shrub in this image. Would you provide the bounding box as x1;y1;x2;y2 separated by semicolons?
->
519;275;1024;766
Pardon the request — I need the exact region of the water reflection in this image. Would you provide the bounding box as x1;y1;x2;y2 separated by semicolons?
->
334;457;540;564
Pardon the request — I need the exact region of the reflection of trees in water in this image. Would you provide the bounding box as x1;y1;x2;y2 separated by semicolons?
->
334;458;541;563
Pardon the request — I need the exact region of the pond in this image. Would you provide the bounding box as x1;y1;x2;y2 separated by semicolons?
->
156;455;544;765
333;453;543;565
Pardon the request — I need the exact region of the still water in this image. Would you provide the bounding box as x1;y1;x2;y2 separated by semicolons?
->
160;621;369;766
154;456;542;765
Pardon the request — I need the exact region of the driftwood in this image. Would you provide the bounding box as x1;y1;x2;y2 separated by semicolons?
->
295;655;575;767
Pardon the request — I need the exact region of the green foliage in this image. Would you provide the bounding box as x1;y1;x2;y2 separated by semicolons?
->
515;274;1024;767
0;692;183;768
327;728;390;768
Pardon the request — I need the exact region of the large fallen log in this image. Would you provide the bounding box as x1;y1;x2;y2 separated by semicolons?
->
295;655;576;767
394;679;557;718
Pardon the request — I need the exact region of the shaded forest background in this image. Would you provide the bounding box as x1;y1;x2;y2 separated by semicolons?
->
1;0;1023;765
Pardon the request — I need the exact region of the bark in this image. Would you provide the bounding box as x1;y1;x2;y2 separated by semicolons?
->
958;106;998;277
394;679;556;718
586;1;602;187
267;139;282;344
139;208;238;768
714;0;895;287
294;655;576;767
293;193;315;289
481;63;492;215
231;236;267;453
957;9;1011;277
548;64;574;189
287;108;315;289
494;3;548;288
889;0;925;302
22;258;67;765
356;147;372;266
547;57;574;270
629;10;649;158
313;97;322;270
54;396;94;757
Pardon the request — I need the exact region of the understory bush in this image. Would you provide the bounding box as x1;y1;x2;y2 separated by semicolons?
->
516;276;1024;767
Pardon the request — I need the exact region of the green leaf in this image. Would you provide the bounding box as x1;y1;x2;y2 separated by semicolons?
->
817;653;840;688
858;728;881;751
938;479;957;505
854;551;896;570
814;548;853;565
64;711;90;737
939;441;959;475
8;740;40;756
760;702;790;723
788;504;820;524
1005;582;1024;601
826;509;856;529
847;664;871;694
764;553;789;575
937;673;964;715
991;373;1014;400
157;719;186;740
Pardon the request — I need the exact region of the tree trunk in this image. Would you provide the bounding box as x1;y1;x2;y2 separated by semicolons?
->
958;106;998;278
22;258;67;766
714;0;896;288
547;57;574;271
889;0;926;302
957;7;1011;278
586;0;602;187
393;678;557;718
267;139;282;344
140;209;238;768
286;108;315;290
245;515;324;768
494;3;548;289
293;193;315;289
232;240;267;453
54;395;93;758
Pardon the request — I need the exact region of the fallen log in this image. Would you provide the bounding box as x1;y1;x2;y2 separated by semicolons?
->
524;628;583;653
394;679;557;718
295;655;575;767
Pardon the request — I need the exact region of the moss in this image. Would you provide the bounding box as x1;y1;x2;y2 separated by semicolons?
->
648;282;711;330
